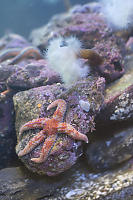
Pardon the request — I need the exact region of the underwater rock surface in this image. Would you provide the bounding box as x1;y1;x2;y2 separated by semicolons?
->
58;77;105;136
0;33;30;50
41;161;133;200
0;97;17;169
0;33;61;102
0;1;133;199
86;125;133;171
96;55;133;124
0;59;60;95
0;166;66;200
6;59;61;90
30;3;125;82
14;77;105;176
0;161;133;200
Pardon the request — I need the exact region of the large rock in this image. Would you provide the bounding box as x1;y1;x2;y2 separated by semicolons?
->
6;59;61;90
30;3;125;82
0;97;17;169
96;55;133;124
0;34;60;96
0;166;66;200
41;161;133;200
86;124;133;171
14;77;105;176
0;33;30;50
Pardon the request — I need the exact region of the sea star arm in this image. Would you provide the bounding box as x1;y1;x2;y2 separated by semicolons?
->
47;99;66;122
0;48;21;62
18;130;46;157
19;118;48;137
31;135;57;163
57;122;88;143
0;88;13;100
9;46;43;65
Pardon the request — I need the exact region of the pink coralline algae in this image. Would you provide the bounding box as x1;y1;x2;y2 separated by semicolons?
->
18;99;88;163
30;7;125;83
14;77;105;176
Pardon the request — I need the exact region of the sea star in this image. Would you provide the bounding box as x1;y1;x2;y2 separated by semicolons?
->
18;99;88;163
0;46;43;100
0;46;43;64
9;46;43;65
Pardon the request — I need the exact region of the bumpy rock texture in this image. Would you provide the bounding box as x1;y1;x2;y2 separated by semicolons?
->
86;124;133;171
0;166;66;200
0;97;17;169
0;33;61;95
0;1;133;199
0;33;30;49
96;55;133;124
41;161;133;200
30;3;125;82
6;59;61;90
14;77;105;176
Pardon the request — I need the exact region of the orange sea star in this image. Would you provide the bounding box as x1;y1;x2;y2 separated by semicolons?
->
18;99;88;163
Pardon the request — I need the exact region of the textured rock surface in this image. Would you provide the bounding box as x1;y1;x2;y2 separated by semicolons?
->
30;3;125;82
0;2;133;200
7;59;61;90
0;33;31;92
93;40;124;82
0;166;66;200
41;161;133;200
86;125;133;171
0;59;61;95
58;77;105;136
14;77;105;176
96;55;133;124
30;4;122;50
14;84;78;176
0;33;30;50
0;97;17;169
0;33;60;95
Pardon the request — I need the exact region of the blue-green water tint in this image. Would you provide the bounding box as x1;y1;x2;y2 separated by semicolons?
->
0;0;92;38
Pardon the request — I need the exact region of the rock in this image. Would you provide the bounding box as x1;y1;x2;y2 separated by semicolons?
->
0;32;61;98
1;161;132;200
30;5;120;50
0;81;6;92
30;3;125;82
86;125;133;171
0;34;34;168
96;55;133;124
0;64;16;83
0;33;30;50
41;161;133;200
0;33;60;98
0;166;66;200
126;36;133;53
0;97;17;169
93;40;124;82
7;59;61;90
14;77;105;176
58;77;105;136
0;59;61;99
70;2;101;14
14;84;78;176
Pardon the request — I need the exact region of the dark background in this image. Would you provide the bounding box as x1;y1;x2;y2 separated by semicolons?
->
0;0;92;38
